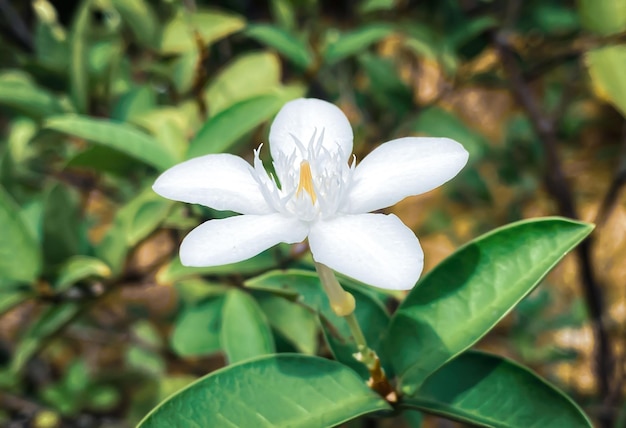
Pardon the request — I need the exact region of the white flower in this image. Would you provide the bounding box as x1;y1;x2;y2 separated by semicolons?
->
153;98;468;290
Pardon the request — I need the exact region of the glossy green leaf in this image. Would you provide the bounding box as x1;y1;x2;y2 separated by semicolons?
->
221;290;274;363
245;269;390;378
160;10;245;54
170;297;224;357
138;354;391;427
205;51;282;116
187;89;304;158
257;294;318;355
0;73;68;119
324;24;393;65
245;24;313;69
11;302;81;374
0;186;41;283
402;351;592;428
579;0;626;35
586;46;626;117
385;217;593;391
45;115;178;171
55;256;112;292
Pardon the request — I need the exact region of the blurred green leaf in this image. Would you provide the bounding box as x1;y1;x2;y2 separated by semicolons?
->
55;256;111;292
33;0;69;71
45;115;179;171
586;46;626;117
42;183;82;266
269;0;296;30
245;24;314;69
69;0;92;113
0;186;41;283
170;296;224;357
157;246;282;284
579;0;626;35
126;346;166;376
111;85;156;121
402;351;592;427
170;49;199;94
137;354;391;427
0;72;69;119
358;53;412;114
221;290;274;364
385;217;594;392
187;87;305;159
0;287;31;315
160;9;245;54
245;269;390;379
257;294;318;355
205;51;282;116
11;302;81;374
359;0;397;14
111;0;159;47
324;24;393;65
411;106;488;162
97;187;172;273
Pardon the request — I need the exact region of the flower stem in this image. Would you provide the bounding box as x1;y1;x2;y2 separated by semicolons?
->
314;262;397;401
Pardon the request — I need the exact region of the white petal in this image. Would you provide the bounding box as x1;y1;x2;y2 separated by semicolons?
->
308;214;423;290
180;213;308;266
269;98;353;163
153;153;272;215
346;137;468;213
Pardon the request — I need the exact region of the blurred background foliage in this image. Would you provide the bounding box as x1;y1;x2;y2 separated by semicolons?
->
0;0;625;426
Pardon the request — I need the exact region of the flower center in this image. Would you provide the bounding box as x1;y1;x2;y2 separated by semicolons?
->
296;160;317;204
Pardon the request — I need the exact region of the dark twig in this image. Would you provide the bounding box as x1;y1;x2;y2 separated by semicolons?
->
596;121;626;226
494;18;615;428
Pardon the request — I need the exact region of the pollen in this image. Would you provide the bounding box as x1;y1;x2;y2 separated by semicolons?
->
296;160;317;204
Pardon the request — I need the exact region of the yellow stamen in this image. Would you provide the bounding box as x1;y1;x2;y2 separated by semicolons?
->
296;160;317;204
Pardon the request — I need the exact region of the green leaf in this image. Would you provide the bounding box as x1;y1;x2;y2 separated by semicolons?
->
111;0;159;47
157;247;282;284
257;294;318;355
111;85;156;121
0;287;31;315
187;89;304;158
44;115;178;171
11;303;81;374
138;354;391;427
385;217;594;392
579;0;626;35
160;9;245;54
0;73;69;119
402;351;592;428
245;24;313;69
411;106;488;162
0;186;41;283
97;187;172;273
245;269;390;379
221;290;274;364
170;297;224;357
205;51;282;116
69;0;92;113
324;24;393;65
42;183;82;266
55;256;112;292
586;46;626;118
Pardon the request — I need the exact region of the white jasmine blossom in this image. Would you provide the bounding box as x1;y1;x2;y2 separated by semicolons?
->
153;98;468;290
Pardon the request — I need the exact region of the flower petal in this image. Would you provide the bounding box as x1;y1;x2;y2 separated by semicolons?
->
269;98;353;163
180;213;308;266
309;214;423;290
346;137;468;213
153;154;272;214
